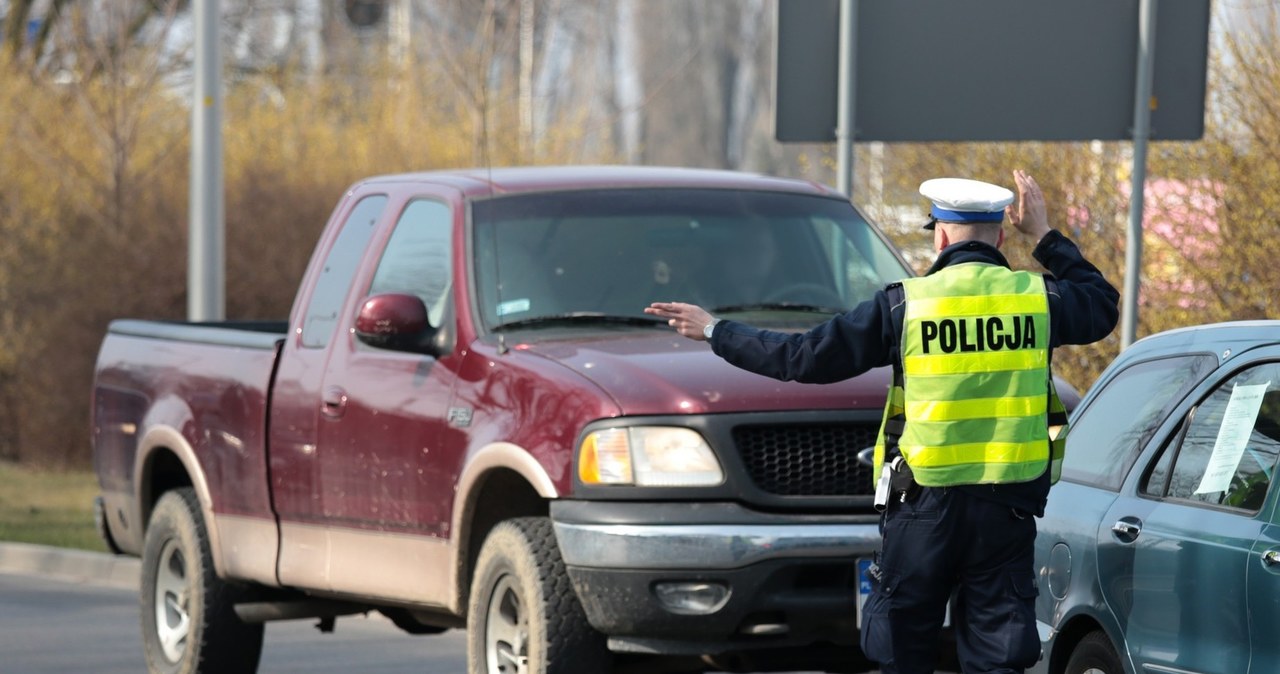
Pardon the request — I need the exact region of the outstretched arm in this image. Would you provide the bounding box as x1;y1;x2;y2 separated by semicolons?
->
645;302;716;341
645;297;895;384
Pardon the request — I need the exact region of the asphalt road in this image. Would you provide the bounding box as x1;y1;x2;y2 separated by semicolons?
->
0;572;467;673
0;571;862;674
0;565;911;674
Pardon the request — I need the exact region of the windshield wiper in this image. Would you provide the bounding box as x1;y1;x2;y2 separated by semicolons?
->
494;312;668;332
710;303;845;315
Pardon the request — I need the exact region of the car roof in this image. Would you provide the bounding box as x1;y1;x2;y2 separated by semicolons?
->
360;165;843;200
1116;320;1280;369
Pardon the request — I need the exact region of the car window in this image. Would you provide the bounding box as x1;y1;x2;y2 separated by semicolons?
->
368;200;452;329
302;195;388;348
1061;355;1217;490
1141;426;1179;497
471;189;910;330
812;216;905;303
1159;362;1280;512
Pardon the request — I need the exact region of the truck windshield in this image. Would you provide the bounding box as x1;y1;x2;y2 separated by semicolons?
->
472;188;911;331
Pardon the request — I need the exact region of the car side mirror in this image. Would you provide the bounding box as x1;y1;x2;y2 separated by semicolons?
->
857;447;877;469
354;293;436;354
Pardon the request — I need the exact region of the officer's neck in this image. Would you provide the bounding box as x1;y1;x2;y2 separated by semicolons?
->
926;240;1010;275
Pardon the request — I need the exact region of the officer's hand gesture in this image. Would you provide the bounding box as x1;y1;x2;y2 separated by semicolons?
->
1006;170;1052;242
645;302;714;341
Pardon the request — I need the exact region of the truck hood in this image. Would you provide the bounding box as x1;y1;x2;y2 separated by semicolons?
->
516;330;891;416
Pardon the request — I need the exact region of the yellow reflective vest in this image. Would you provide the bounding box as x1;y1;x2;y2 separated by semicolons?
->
873;263;1068;487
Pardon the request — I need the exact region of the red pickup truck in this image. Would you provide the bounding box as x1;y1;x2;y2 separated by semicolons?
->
92;166;1078;673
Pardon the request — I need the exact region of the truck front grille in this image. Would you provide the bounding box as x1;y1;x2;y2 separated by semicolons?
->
731;424;876;497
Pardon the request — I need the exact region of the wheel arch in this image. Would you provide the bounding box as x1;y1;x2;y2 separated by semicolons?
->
451;442;558;615
134;425;225;577
1049;612;1128;674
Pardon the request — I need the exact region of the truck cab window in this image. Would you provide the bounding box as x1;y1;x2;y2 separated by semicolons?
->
811;216;905;302
301;195;388;348
368;200;453;328
472;189;910;331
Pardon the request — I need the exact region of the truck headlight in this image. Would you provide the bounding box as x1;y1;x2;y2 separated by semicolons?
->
578;427;724;487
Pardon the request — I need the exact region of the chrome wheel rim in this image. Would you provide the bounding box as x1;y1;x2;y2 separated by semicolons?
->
484;574;529;674
153;539;191;663
1081;669;1109;674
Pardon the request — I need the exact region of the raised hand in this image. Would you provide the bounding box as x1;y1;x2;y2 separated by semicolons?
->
1006;170;1052;240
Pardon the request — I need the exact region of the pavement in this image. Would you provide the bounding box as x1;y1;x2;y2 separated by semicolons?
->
0;541;140;589
0;542;857;674
0;541;465;673
0;571;468;673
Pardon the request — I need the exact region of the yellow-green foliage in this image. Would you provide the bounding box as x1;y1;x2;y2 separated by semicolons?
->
0;46;609;467
4;5;1280;468
864;9;1280;394
1146;7;1280;329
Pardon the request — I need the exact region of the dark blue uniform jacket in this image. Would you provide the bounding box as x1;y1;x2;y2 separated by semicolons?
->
708;230;1121;515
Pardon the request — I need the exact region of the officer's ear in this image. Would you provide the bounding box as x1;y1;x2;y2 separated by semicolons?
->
996;228;1005;249
934;226;949;253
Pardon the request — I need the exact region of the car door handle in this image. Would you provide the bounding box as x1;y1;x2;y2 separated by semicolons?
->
1111;519;1142;542
1263;550;1280;567
321;386;348;419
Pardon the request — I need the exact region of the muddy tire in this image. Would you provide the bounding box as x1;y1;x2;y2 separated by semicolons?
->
467;517;611;674
140;488;264;673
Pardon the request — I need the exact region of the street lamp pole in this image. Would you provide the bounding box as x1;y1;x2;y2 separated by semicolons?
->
835;0;857;199
189;0;225;321
1121;0;1158;348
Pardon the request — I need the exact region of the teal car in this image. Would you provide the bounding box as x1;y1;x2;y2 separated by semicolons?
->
1033;321;1280;674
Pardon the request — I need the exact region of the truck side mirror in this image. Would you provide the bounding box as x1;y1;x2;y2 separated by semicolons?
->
354;293;436;354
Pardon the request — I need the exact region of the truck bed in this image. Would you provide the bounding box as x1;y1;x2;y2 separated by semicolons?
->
107;319;288;348
92;319;287;556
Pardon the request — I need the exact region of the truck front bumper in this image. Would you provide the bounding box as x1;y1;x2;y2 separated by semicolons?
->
550;501;881;658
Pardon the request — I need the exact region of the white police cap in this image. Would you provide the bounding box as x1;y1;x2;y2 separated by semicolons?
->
919;178;1015;230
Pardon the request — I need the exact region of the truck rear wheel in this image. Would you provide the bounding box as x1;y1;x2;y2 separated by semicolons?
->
467;517;612;674
140;488;264;673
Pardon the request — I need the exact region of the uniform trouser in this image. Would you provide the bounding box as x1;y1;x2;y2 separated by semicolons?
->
859;487;1041;674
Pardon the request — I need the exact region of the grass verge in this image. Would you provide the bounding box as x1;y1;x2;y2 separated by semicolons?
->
0;462;105;552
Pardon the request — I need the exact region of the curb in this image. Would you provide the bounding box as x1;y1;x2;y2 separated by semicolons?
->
0;542;139;590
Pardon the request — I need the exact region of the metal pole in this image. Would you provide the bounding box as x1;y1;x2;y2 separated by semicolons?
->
835;0;857;199
1122;0;1157;349
188;0;225;321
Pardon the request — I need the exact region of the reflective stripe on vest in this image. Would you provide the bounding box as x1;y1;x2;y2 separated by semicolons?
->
1048;390;1069;484
880;263;1052;487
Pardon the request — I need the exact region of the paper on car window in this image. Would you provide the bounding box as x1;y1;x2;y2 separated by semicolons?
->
1195;381;1271;494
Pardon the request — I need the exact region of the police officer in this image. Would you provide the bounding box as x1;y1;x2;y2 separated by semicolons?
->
645;170;1119;674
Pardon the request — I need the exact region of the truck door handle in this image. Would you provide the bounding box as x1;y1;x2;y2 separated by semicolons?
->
1111;519;1142;542
1263;550;1280;567
321;386;348;419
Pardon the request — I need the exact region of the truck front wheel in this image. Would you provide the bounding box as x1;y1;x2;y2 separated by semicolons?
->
140;488;264;673
467;517;611;674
